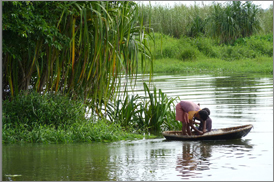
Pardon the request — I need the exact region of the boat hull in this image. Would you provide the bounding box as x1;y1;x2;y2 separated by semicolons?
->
162;124;253;141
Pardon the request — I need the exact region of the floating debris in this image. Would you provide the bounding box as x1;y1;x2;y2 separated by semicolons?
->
5;174;22;177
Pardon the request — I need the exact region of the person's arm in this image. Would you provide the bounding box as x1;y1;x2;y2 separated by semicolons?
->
189;120;203;135
202;120;207;133
192;117;200;125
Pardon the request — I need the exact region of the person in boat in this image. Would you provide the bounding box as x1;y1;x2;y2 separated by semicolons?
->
193;108;212;134
176;100;209;136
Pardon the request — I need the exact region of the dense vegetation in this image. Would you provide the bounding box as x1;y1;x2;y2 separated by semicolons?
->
150;33;273;61
3;1;273;144
147;33;273;73
3;1;153;105
139;1;273;42
138;1;273;74
3;84;181;144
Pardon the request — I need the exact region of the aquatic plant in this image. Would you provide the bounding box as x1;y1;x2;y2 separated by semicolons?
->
105;94;142;129
101;82;182;133
140;82;181;133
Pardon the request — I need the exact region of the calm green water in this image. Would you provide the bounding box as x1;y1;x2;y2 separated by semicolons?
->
3;73;273;181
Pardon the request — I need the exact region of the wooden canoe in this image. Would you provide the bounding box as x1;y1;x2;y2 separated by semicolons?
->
162;124;253;141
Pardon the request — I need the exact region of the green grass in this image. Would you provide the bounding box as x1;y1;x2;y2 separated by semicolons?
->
145;33;273;74
152;57;273;74
2;119;156;144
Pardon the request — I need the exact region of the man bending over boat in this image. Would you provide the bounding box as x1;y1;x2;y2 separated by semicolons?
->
176;100;209;136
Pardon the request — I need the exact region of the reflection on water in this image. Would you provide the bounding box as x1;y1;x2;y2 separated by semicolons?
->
3;138;262;181
176;142;206;179
3;73;273;181
175;139;253;180
176;142;211;178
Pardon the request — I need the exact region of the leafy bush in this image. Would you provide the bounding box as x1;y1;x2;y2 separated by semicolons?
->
152;33;181;59
153;32;273;62
3;92;86;130
161;45;180;58
246;36;273;57
191;37;219;58
179;48;199;60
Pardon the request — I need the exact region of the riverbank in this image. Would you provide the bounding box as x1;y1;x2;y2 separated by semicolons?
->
2;92;158;144
152;56;273;74
141;33;273;74
3;120;155;144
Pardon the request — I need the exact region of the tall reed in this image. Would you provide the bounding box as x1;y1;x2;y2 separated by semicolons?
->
207;1;262;44
139;3;211;38
138;1;272;44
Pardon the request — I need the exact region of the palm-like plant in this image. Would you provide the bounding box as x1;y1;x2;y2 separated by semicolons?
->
3;1;154;115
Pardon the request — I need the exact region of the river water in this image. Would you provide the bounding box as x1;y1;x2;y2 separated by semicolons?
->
3;73;273;181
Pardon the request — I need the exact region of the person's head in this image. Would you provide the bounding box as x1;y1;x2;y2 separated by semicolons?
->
202;108;210;115
194;110;209;121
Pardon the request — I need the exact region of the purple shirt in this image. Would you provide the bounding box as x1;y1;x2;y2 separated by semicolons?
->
198;117;212;132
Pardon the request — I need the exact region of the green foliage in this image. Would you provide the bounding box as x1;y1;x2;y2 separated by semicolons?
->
3;83;181;143
2;1;67;52
140;82;181;133
139;1;272;44
147;34;272;73
161;45;180;59
259;4;273;34
207;1;262;44
3;91;86;130
217;33;273;60
105;94;142;129
2;92;154;144
150;33;203;61
179;49;198;61
191;37;219;58
151;33;272;62
138;2;211;38
3;1;154;113
187;14;206;38
152;57;273;74
245;35;273;57
153;34;181;59
104;82;182;133
2;119;148;144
